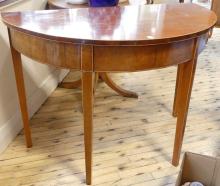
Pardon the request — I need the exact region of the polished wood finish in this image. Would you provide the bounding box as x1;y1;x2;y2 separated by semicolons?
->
8;29;32;148
81;45;94;185
10;29;81;70
172;32;208;118
212;0;220;27
82;71;93;185
2;4;216;45
93;40;196;72
1;4;216;185
172;38;199;166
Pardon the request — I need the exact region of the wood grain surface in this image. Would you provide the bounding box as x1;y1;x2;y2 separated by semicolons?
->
1;4;216;45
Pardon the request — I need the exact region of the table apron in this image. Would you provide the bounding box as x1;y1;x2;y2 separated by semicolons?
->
9;28;208;72
93;35;207;72
9;29;81;70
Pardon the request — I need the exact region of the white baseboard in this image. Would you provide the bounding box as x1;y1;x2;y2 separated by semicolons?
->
0;110;23;154
0;69;69;154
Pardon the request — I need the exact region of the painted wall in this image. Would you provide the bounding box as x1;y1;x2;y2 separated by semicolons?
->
0;0;68;153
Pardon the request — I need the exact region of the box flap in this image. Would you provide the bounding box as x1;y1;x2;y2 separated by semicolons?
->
181;152;216;186
211;158;220;186
176;153;186;186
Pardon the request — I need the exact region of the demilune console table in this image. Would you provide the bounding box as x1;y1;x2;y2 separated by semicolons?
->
1;4;216;185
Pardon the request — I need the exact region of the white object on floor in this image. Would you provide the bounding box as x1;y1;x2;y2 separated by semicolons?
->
182;182;204;186
190;182;204;186
66;0;87;4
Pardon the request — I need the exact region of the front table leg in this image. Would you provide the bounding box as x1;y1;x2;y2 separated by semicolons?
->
172;42;198;166
82;72;94;185
9;31;32;148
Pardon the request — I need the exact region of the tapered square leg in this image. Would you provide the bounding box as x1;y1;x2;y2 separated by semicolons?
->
172;39;199;166
8;29;32;148
82;72;94;185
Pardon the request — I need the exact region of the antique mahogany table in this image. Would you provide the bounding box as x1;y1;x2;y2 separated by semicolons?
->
1;4;216;185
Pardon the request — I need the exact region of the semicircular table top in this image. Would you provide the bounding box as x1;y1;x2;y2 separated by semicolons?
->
1;3;217;45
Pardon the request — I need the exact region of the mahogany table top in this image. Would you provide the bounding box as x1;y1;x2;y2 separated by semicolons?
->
1;4;216;45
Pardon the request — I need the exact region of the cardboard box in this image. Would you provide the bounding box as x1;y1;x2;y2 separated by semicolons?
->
176;152;220;186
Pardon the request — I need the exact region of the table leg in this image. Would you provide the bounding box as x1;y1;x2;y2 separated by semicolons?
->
8;30;32;148
82;72;94;185
99;73;138;98
172;40;198;166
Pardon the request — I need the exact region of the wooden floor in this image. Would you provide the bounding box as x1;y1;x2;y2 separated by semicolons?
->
1;26;220;186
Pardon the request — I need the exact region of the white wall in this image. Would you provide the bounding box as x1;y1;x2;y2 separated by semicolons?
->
0;0;68;153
